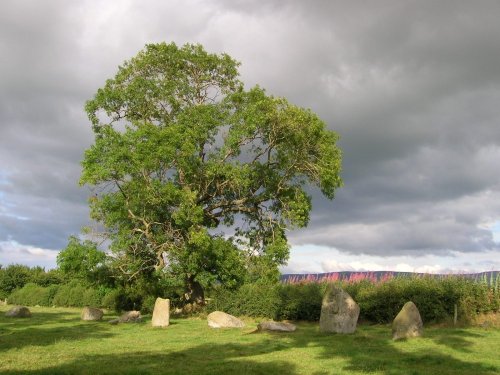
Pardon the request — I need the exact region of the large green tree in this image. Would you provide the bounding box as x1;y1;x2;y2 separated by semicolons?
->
81;42;342;304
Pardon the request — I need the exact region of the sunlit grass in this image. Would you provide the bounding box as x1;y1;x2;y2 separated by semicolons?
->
0;306;498;374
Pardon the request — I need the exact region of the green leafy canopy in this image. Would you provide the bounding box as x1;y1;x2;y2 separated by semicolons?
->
80;42;342;301
56;236;106;283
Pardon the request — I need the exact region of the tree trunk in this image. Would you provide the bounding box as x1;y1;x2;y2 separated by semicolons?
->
185;275;205;306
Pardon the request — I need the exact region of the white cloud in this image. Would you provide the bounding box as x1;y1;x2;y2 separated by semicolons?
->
0;240;58;269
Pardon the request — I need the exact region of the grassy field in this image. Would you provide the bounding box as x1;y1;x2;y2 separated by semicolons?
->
0;306;498;375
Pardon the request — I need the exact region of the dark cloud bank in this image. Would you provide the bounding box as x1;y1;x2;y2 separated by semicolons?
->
1;0;499;268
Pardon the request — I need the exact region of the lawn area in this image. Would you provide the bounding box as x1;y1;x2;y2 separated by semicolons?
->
0;306;498;375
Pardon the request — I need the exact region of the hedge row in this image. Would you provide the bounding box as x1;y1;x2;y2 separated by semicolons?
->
9;275;500;323
8;282;128;311
209;276;500;323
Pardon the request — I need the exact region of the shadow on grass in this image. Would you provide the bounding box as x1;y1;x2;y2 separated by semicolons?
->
1;342;298;375
270;323;498;375
425;328;485;353
0;312;115;352
1;320;498;375
1;311;81;324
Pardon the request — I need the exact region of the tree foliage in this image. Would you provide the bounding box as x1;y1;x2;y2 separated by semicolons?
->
0;264;32;299
81;42;342;303
0;264;64;299
56;236;107;284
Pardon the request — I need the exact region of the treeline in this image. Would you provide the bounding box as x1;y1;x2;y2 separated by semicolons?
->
4;263;498;324
0;264;64;299
0;236;183;313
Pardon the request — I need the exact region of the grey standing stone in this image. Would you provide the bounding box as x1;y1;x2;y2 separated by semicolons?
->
81;307;104;321
257;321;296;332
119;310;142;323
392;301;423;340
151;298;170;327
319;285;359;334
108;310;141;325
207;311;245;328
5;306;31;318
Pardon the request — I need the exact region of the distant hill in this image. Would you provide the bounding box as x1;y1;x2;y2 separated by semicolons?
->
281;270;500;286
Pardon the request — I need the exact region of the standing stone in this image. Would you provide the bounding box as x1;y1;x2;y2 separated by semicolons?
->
257;321;296;332
5;306;31;318
151;298;170;327
207;311;245;328
392;301;423;340
319;285;359;334
81;307;104;321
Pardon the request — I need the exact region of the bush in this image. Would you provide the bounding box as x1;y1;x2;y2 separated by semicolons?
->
208;282;280;318
50;281;102;308
347;276;499;323
0;264;32;298
9;281;107;308
81;288;103;307
276;282;326;321
99;287;159;313
99;287;142;312
141;295;157;314
101;288;122;311
0;265;64;299
8;283;58;306
32;270;65;287
209;276;499;323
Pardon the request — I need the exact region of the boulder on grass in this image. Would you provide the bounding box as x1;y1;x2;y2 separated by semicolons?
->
119;310;142;323
319;285;359;334
207;311;245;328
81;307;104;321
392;301;423;340
108;311;142;325
257;321;296;332
5;306;31;318
151;298;170;327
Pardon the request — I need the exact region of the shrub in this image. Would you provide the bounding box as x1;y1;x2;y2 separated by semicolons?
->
81;288;102;307
51;281;102;308
208;282;280;318
99;287;141;312
51;284;71;307
8;283;61;306
0;264;32;298
276;282;326;321
345;276;499;323
101;288;122;311
209;275;499;323
141;295;157;314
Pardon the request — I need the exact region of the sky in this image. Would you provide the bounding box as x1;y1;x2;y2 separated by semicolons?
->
1;0;500;274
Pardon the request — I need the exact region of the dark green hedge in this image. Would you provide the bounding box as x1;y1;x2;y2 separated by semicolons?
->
8;283;59;307
209;282;280;318
8;282;157;312
9;275;499;322
9;281;111;309
208;276;500;323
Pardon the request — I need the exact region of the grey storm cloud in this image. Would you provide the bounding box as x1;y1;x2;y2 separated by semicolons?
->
1;0;500;264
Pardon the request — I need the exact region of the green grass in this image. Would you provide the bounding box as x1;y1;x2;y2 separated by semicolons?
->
0;306;499;375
